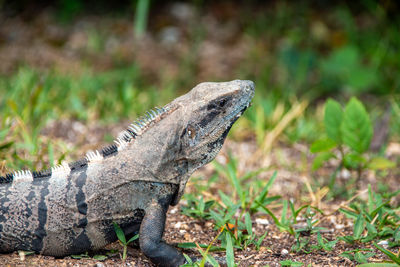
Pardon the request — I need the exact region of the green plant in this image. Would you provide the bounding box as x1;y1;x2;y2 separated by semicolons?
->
338;213;370;244
257;199;295;235
71;252;90;259
113;222;139;261
71;251;111;261
311;97;395;185
373;242;400;265
339;185;400;246
291;206;331;253
181;156;274;265
280;260;304;266
313;232;338;251
213;153;274;213
181;194;215;220
320;45;379;94
179;226;224;267
225;233;236;267
340;249;375;264
133;0;150;37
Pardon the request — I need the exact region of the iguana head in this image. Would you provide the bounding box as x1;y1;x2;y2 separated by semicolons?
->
124;80;254;205
175;80;254;169
167;79;255;204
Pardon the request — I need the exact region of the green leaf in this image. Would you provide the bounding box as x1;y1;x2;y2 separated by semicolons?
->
394;227;400;242
257;171;277;202
310;138;337;153
225;234;235;267
256;231;268;249
316;232;337;251
71;252;89;259
251;171;279;212
320;46;377;93
322;46;359;76
354;251;369;263
353;214;365;240
324;99;343;143
18;250;34;256
338;235;356;244
340;97;373;153
245;213;253;236
93;254;107;261
373;242;400;264
312;152;336;171
183;254;193;264
0;141;14;151
127;234;139;244
113;222;126;244
280;260;303;266
219;190;235;207
368;157;396;170
362;222;377;242
343;152;366;169
340;250;355;261
348;67;377;91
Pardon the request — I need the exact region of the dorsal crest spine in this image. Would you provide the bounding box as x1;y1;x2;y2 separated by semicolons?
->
0;105;168;184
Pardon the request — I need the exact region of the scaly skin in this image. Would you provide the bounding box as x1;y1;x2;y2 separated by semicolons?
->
0;80;255;266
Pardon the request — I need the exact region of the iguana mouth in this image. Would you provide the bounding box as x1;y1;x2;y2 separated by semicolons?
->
218;100;251;140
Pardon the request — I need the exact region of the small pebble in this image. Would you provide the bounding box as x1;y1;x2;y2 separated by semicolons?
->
18;251;25;261
205;222;213;228
335;224;345;230
194;223;202;231
184;233;191;241
377;240;389;247
281;249;289;255
340;169;351;179
174;222;182;229
255;218;270;225
95;263;105;267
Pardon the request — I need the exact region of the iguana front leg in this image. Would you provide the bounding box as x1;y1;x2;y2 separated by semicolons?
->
139;200;186;267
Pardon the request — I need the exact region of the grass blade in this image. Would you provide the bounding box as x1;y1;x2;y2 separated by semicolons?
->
373;242;400;264
353;213;365;239
226;233;235;267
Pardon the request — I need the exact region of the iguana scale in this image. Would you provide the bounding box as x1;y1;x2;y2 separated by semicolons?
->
0;80;255;266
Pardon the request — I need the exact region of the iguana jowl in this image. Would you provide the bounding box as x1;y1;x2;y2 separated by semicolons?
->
0;80;254;266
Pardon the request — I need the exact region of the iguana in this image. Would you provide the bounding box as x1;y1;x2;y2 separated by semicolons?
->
0;80;254;266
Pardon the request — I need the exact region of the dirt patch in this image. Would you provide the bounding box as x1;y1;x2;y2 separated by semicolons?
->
0;207;387;266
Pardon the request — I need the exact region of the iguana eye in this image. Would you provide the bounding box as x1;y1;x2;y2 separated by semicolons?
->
218;99;227;107
187;126;196;139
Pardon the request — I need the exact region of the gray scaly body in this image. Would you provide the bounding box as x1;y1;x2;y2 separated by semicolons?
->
0;80;255;266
